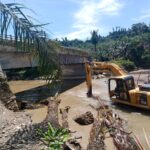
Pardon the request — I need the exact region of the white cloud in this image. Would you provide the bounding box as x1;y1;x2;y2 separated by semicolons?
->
64;0;124;40
67;25;101;39
132;10;150;21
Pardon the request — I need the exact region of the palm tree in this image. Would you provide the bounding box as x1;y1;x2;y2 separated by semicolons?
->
0;2;61;83
90;30;99;52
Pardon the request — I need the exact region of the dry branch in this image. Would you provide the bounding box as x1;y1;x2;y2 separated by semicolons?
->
59;105;82;150
87;119;106;150
60;106;70;128
88;96;142;150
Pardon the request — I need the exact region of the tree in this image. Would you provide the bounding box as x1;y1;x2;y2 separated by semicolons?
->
61;37;69;47
131;23;149;35
0;2;61;83
90;30;99;52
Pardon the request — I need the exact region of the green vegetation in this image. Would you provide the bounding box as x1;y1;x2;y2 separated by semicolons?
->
1;2;149;73
90;30;99;52
141;54;150;68
112;59;136;72
38;123;70;150
59;23;150;71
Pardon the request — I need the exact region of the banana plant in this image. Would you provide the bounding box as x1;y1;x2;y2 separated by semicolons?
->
0;2;61;84
38;123;70;150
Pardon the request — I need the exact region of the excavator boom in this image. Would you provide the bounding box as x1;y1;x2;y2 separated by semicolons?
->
85;61;127;97
92;61;127;76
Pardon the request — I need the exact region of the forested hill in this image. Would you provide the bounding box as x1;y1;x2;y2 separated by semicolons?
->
57;23;150;71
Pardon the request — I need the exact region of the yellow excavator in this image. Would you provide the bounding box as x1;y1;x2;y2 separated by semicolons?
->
85;61;150;109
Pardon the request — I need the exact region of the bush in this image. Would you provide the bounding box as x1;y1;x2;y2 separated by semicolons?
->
37;123;70;150
141;54;150;68
112;58;136;72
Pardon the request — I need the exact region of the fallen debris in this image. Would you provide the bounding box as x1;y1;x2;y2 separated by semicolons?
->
65;139;82;150
0;69;18;111
60;106;71;128
87;119;106;150
43;97;61;128
87;96;143;150
74;111;94;125
60;106;82;150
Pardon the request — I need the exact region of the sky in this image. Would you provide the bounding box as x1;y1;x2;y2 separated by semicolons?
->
1;0;150;40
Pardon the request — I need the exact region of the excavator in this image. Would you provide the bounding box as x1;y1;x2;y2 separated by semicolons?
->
85;61;150;109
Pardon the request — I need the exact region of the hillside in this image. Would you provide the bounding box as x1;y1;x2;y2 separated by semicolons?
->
58;23;150;70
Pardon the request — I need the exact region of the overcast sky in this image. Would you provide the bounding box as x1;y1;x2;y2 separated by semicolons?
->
2;0;150;40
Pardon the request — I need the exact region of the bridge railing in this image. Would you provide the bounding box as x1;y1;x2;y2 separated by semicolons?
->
0;34;47;50
0;35;16;47
0;36;34;52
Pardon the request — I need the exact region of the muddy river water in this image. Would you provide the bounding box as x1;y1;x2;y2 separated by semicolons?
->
8;78;150;150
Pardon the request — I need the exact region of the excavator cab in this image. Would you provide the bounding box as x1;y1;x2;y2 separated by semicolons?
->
108;76;135;102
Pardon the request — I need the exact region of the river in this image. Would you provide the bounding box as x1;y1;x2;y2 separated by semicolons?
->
8;78;150;149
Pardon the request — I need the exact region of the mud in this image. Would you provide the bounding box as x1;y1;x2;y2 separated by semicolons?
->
0;100;31;148
7;73;150;149
8;80;46;94
26;106;47;123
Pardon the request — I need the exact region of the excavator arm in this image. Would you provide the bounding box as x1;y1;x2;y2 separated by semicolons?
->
85;61;127;97
85;62;93;97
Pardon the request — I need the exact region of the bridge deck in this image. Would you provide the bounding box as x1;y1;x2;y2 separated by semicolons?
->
0;45;88;78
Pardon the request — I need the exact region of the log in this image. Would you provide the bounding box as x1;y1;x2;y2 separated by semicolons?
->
43;98;61;128
60;106;70;128
87;119;106;150
59;106;82;150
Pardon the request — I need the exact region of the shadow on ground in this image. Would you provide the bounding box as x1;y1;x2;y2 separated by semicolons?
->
15;79;85;103
112;102;150;116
